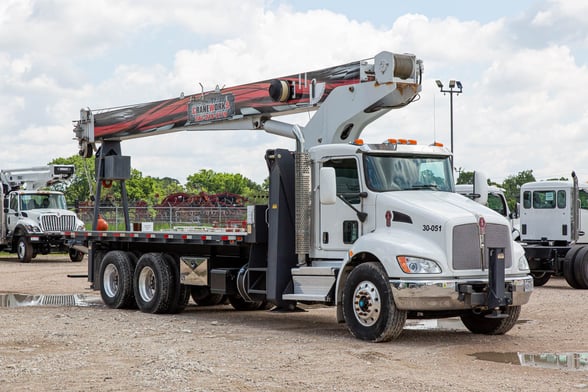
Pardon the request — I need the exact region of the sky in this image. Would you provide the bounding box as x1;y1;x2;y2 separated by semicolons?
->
1;0;587;187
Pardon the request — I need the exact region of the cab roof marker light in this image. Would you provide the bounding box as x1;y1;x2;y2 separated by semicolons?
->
407;139;417;145
398;138;407;144
431;141;444;147
353;139;364;145
387;138;398;144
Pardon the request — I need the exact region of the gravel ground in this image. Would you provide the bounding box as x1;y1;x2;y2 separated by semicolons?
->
0;254;587;392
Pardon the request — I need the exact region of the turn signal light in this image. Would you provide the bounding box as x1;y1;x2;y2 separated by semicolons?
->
385;138;419;145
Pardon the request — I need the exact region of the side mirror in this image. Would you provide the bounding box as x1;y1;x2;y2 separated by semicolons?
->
473;171;488;205
320;167;337;205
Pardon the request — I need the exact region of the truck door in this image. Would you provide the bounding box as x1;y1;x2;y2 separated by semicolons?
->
6;193;19;233
319;158;362;253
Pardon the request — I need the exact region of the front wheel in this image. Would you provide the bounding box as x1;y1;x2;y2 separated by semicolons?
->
460;305;521;335
530;271;552;287
69;248;84;262
16;237;33;263
342;262;407;342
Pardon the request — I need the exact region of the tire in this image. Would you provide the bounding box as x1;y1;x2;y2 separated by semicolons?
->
16;237;33;263
99;251;135;309
530;271;552;287
564;246;583;289
191;286;225;306
162;253;190;314
69;248;85;262
460;305;521;335
342;262;407;342
133;253;174;314
572;246;588;289
228;294;267;311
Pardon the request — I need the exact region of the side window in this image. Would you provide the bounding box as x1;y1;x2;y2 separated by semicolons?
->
557;190;566;209
9;195;18;211
523;191;531;209
324;158;360;204
487;193;507;216
580;190;588;210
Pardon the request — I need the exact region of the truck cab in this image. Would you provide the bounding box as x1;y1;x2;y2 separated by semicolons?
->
520;180;588;245
455;184;521;240
519;176;588;288
293;140;532;339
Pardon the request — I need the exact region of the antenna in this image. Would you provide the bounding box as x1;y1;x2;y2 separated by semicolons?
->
433;93;436;142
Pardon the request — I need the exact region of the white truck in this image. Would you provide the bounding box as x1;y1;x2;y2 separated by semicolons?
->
0;165;86;262
66;51;532;342
456;183;521;240
519;173;588;288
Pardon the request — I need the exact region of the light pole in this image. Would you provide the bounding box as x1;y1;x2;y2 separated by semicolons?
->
435;80;462;155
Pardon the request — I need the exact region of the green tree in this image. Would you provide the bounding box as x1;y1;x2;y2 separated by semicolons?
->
456;169;474;185
186;169;258;194
501;169;536;212
49;155;96;206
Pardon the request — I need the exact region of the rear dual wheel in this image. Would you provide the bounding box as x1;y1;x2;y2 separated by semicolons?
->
133;253;189;314
133;253;174;314
563;245;588;289
99;250;136;309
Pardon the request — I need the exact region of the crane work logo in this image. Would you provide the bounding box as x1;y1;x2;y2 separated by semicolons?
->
188;93;236;123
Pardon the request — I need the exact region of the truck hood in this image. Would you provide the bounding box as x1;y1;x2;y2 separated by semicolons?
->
25;208;77;217
375;190;508;226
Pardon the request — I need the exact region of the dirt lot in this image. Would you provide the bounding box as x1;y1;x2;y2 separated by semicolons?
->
0;254;587;392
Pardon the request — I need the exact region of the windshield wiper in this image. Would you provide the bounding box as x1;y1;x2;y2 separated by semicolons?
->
410;184;439;190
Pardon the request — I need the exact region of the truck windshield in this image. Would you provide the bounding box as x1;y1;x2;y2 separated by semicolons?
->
20;194;67;210
364;155;453;192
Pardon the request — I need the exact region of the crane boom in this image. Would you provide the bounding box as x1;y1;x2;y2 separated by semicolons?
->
0;165;75;191
73;51;422;156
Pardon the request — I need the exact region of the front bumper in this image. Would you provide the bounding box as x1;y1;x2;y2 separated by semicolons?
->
390;275;533;311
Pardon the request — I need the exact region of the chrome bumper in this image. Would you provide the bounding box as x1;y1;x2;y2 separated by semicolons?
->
390;275;533;311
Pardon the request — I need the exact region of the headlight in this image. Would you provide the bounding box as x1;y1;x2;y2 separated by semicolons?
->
76;221;86;231
397;256;442;274
25;224;42;233
518;255;530;271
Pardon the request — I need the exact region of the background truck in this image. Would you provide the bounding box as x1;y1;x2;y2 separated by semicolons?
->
0;165;86;263
67;51;532;342
456;183;521;240
519;172;588;288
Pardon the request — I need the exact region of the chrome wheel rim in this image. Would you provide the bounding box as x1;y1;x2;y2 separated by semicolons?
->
352;280;381;327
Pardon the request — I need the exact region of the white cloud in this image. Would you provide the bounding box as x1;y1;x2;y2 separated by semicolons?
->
0;0;587;188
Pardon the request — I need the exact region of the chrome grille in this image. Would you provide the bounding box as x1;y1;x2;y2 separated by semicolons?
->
452;223;512;270
40;215;77;232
